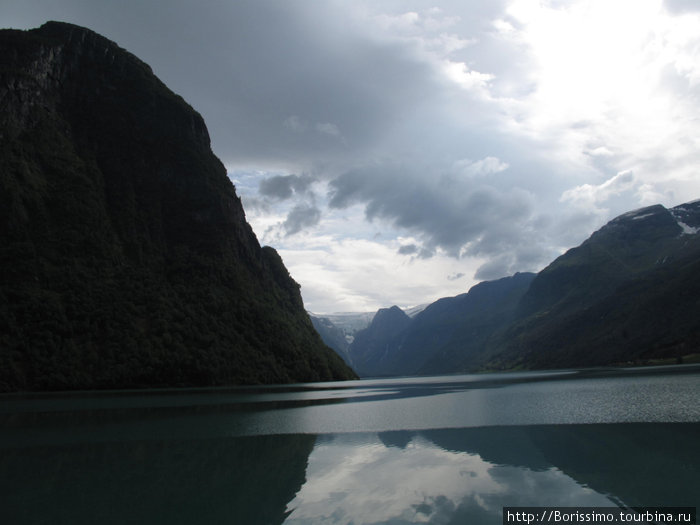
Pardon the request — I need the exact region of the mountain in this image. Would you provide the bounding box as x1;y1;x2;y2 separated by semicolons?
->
347;274;535;377
0;22;356;391
348;306;412;376
414;272;536;374
310;306;429;372
345;200;700;377
487;200;700;370
516;204;692;318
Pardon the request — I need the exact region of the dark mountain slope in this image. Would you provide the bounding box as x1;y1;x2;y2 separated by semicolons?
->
375;273;534;376
0;22;356;391
348;306;411;376
516;204;689;318
415;272;536;374
347;273;535;377
488;201;700;369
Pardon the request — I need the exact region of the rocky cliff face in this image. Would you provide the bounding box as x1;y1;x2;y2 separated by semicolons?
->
0;22;356;391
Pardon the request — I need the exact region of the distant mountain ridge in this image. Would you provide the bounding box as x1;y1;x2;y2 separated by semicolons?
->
345;273;535;377
0;22;356;391
310;305;428;371
346;306;413;376
339;200;700;377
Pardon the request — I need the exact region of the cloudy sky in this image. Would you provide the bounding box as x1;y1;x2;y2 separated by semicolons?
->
4;0;700;313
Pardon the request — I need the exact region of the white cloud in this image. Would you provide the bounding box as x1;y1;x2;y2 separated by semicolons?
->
561;170;637;209
279;236;482;314
636;183;672;206
441;59;494;92
454;156;509;178
496;0;700;190
585;146;614;158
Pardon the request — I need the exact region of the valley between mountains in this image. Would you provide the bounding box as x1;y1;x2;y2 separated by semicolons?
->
312;200;700;377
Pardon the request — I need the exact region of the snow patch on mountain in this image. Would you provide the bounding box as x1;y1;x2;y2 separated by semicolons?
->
676;221;699;235
670;207;699;235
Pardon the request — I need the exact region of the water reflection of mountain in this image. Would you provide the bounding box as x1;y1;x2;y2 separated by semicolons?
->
4;423;698;524
422;423;700;507
2;434;316;525
530;423;700;507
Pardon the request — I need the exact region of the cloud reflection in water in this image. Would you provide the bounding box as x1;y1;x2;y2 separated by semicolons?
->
284;431;612;525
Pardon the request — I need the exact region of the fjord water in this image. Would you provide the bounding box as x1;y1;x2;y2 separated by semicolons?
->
1;366;699;524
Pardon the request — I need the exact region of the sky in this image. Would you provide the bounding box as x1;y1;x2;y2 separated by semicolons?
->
4;0;700;313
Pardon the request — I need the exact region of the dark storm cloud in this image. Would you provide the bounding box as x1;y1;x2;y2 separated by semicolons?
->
331;166;524;245
474;256;514;281
2;0;442;171
259;174;315;200
283;203;321;235
328;162;556;278
398;244;418;255
256;173;323;236
133;1;442;170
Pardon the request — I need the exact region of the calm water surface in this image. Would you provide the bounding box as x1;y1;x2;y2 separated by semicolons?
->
1;365;699;524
